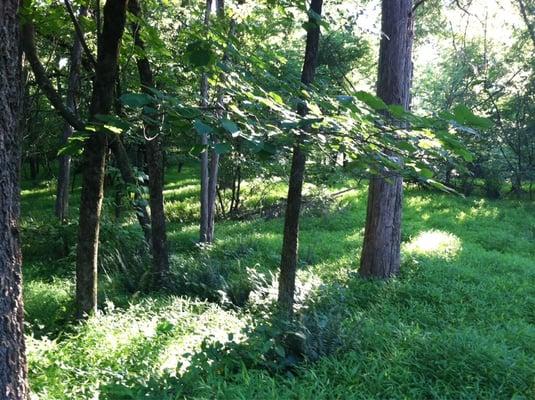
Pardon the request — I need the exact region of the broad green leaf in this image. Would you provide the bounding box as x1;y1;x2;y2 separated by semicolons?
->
221;119;240;137
453;105;492;129
355;91;387;111
193;120;213;135
120;93;152;108
214;142;232;154
184;40;215;68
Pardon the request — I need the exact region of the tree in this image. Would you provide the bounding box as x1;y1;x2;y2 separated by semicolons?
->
55;3;87;222
0;0;28;397
75;0;129;317
21;2;154;241
359;0;414;278
128;0;170;287
278;0;324;315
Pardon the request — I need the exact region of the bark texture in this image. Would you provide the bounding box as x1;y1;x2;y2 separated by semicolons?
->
359;0;414;278
55;6;87;221
278;0;323;314
0;1;28;397
76;0;128;318
129;0;169;286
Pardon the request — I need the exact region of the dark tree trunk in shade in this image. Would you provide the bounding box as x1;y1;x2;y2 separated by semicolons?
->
129;0;169;286
108;138;152;243
278;0;323;315
0;0;28;397
76;0;128;318
55;6;87;222
359;0;414;279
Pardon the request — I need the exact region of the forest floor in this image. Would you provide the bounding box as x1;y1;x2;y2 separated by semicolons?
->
21;165;535;399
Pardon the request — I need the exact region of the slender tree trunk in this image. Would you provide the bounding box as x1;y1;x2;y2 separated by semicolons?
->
199;0;212;243
206;146;220;242
205;0;233;243
108;138;152;242
55;6;87;221
359;0;414;279
129;0;169;287
76;0;128;318
278;0;323;315
0;0;28;397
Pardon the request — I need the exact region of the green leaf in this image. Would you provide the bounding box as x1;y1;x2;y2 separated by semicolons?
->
189;144;208;156
355;91;387;111
120;93;152;108
184;40;215;68
57;133;88;156
388;104;409;119
268;91;284;105
94;114;130;134
214;142;232;154
221;119;240;137
453;105;492;129
193;120;213;135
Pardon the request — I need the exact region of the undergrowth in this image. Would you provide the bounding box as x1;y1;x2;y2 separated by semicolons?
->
21;169;535;399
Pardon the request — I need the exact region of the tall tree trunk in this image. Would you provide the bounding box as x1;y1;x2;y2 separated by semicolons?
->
76;0;128;318
278;0;323;315
359;0;414;279
199;0;233;243
0;0;28;397
55;6;87;222
128;0;169;287
199;0;212;243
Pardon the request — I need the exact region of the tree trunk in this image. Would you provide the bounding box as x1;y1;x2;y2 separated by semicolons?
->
108;138;152;243
55;6;87;222
0;0;28;397
359;0;414;279
278;0;323;315
206;147;220;242
199;0;212;243
129;0;170;287
199;0;230;244
76;0;128;318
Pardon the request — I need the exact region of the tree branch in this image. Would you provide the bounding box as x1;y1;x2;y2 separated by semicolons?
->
64;0;97;69
21;18;86;131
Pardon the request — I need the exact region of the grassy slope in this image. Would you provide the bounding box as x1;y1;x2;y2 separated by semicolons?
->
22;167;535;399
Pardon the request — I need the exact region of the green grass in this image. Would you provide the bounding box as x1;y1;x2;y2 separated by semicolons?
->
21;166;535;399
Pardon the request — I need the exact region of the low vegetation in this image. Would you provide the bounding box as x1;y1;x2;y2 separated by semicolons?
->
23;168;535;399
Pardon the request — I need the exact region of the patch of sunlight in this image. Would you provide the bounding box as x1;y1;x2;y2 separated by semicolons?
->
159;306;245;375
404;229;461;259
164;178;199;190
406;196;433;208
21;187;54;196
163;184;198;197
457;200;499;222
457;211;468;222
